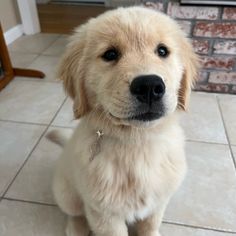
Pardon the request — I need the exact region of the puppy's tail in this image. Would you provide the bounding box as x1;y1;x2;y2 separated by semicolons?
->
46;129;73;147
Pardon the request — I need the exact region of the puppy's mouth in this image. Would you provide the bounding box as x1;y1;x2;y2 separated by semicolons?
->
108;101;166;123
109;111;164;122
129;111;163;121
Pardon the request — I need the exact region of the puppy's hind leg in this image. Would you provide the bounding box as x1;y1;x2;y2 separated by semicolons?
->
136;211;164;236
66;216;90;236
53;169;83;217
53;171;90;236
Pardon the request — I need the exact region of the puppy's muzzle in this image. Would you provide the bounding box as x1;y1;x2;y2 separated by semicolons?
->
130;75;165;105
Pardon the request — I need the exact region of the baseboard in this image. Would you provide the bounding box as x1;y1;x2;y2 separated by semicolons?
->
4;24;24;45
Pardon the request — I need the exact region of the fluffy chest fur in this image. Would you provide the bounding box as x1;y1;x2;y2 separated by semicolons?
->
68;119;186;223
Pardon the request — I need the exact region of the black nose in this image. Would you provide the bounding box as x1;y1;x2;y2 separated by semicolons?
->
130;75;165;104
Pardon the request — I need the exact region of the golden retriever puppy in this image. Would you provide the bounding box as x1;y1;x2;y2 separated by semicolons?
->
52;6;198;236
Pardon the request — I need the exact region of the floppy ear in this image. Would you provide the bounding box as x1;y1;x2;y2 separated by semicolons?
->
57;24;90;119
178;38;199;111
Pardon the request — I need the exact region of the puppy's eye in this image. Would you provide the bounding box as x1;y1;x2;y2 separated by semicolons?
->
102;49;119;62
156;44;169;58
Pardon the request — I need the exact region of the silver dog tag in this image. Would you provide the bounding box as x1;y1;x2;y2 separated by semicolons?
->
89;130;103;162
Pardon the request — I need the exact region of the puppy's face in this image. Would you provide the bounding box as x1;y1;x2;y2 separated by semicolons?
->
59;7;198;127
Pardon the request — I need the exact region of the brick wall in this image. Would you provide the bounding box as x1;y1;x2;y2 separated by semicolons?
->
144;0;236;94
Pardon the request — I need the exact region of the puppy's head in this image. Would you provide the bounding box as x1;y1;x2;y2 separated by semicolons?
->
58;7;198;127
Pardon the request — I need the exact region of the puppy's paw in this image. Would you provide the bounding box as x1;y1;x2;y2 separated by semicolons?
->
155;231;162;236
152;232;162;236
137;231;162;236
147;231;162;236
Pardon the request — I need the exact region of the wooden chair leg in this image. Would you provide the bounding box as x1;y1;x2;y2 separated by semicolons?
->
13;68;45;79
0;74;14;91
0;23;45;92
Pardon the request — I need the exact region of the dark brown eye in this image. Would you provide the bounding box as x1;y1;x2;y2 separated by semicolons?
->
102;48;119;62
156;44;169;58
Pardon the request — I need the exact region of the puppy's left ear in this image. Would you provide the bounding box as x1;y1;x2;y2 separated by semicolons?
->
178;38;199;111
57;23;90;119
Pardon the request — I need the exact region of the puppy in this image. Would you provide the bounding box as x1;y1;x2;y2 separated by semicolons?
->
52;6;198;236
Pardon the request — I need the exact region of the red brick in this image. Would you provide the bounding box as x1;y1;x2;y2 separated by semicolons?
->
222;7;236;20
209;72;236;85
176;20;192;35
193;83;229;93
213;40;236;55
200;56;235;70
144;2;164;11
167;2;219;20
231;85;236;94
194;22;236;39
192;39;210;55
196;71;208;84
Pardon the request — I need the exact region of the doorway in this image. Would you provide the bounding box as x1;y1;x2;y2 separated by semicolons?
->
37;1;109;34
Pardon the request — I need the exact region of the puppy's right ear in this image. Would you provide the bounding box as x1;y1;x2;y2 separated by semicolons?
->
57;24;90;119
178;37;199;111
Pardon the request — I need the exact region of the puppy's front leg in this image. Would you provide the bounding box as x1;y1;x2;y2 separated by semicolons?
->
86;207;128;236
136;211;164;236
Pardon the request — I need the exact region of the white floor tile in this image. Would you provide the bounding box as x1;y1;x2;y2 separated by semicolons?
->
27;55;60;82
8;33;60;54
0;122;46;196
0;80;65;124
52;98;79;128
161;223;234;236
181;92;227;144
129;223;233;236
218;94;236;145
0;200;66;236
165;141;236;231
42;35;68;56
6;127;71;204
0;199;232;236
9;52;38;68
231;146;236;165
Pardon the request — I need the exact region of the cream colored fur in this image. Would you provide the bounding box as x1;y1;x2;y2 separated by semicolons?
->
51;6;198;236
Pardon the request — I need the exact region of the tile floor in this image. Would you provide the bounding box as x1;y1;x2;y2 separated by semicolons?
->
0;33;236;236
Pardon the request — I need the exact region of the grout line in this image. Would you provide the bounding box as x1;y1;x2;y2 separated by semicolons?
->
1;126;48;198
218;5;224;20
14;78;61;84
2;97;68;198
16;35;62;70
58;34;68;39
39;35;62;56
33;54;62;58
50;124;75;129
193;89;236;96
216;96;236;171
191;90;219;96
3;197;57;207
49;99;68;126
231;145;236;165
9;51;41;61
25;53;42;68
163;220;236;234
49;124;73;129
0;119;48;126
186;139;228;146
